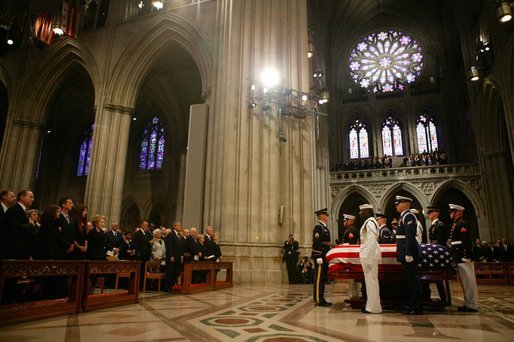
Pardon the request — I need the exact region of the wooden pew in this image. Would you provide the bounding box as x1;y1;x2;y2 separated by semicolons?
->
173;261;233;294
474;262;509;285
0;260;85;326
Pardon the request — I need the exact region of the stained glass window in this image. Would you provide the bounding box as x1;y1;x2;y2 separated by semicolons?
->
349;30;423;93
381;113;403;156
416;113;439;153
139;116;165;170
349;119;369;159
77;124;94;176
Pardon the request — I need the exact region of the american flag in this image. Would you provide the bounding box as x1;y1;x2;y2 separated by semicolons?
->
34;12;54;45
326;243;452;274
62;1;79;38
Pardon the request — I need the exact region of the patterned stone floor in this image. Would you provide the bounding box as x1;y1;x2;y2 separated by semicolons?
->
1;282;514;341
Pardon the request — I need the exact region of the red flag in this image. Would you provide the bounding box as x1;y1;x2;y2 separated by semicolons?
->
34;12;54;45
62;1;79;38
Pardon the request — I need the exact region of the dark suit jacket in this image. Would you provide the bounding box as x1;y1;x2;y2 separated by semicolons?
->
58;213;76;245
202;234;216;260
1;203;35;259
185;235;201;261
165;231;184;264
37;219;72;260
133;229;152;261
104;230;123;252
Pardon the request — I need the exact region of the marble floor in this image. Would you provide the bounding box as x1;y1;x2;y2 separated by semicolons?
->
1;282;514;342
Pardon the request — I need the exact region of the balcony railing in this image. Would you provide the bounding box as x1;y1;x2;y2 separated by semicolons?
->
330;163;480;183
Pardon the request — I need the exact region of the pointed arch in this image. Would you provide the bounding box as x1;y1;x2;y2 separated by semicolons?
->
106;12;212;107
15;39;99;123
331;184;377;216
379;182;429;210
431;179;485;219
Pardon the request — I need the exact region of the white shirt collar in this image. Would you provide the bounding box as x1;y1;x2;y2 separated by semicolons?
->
1;202;8;212
431;218;439;224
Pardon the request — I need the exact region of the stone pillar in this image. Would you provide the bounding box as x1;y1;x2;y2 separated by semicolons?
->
84;103;132;223
0;118;43;191
204;0;313;283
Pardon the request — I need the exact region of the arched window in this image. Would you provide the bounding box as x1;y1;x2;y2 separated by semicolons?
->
416;111;439;153
349;119;369;159
349;30;423;93
77;124;94;176
139;116;165;170
382;112;403;156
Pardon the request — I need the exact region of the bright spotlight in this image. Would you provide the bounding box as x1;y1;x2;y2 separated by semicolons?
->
260;68;280;89
7;39;13;45
152;1;164;10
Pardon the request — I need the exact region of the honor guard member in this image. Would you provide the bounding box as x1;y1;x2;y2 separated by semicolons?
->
376;213;393;244
390;218;398;242
395;195;423;315
410;209;424;244
359;204;382;314
427;206;447;245
312;208;332;307
426;205;448;303
342;214;359;244
449;204;478;312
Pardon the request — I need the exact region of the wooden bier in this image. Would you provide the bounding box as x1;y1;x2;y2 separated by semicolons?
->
0;260;85;326
173;261;233;294
83;261;140;311
331;264;452;310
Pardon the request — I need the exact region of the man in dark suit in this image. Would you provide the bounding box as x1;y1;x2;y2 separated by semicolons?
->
282;234;299;284
202;225;217;261
1;189;36;259
104;222;123;256
58;197;76;259
165;221;185;291
133;220;152;262
0;190;16;247
185;227;202;261
395;195;423;315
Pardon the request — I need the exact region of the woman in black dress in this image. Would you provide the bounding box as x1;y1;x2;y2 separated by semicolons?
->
87;214;106;260
38;205;74;260
71;204;88;259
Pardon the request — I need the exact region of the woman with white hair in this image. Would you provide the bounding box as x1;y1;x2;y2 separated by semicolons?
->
151;228;166;262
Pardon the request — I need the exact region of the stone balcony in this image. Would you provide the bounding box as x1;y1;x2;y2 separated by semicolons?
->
329;163;482;202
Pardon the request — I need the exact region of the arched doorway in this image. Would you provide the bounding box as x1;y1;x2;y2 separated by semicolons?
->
34;63;94;209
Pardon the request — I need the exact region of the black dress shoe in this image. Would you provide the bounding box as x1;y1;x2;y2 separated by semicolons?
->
361;308;371;313
457;306;478;312
317;301;332;307
402;309;423;315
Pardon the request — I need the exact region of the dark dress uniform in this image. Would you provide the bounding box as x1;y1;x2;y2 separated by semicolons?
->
312;218;331;306
342;225;359;244
428;218;448;303
429;219;447;245
450;215;478;311
396;209;423;314
378;224;394;244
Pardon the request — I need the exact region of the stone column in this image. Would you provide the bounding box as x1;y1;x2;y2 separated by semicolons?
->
0;118;43;191
84;103;132;223
204;0;313;283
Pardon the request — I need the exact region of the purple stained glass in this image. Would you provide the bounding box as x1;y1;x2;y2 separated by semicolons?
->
349;119;369;159
349;30;423;93
382;126;392;156
139;116;165;170
77;125;94;176
382;114;403;156
416;114;439;153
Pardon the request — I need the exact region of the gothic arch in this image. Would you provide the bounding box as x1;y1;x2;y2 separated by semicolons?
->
431;179;485;219
106;12;212;107
16;39;99;123
380;182;429;210
331;184;377;217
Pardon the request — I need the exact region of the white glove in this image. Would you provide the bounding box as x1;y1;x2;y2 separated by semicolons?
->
316;258;323;265
405;255;413;263
462;258;471;263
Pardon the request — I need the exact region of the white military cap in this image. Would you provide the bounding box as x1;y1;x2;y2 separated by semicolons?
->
343;214;355;220
395;195;413;204
449;204;465;211
359;204;373;210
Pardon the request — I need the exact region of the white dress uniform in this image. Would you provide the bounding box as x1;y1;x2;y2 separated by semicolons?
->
360;216;382;313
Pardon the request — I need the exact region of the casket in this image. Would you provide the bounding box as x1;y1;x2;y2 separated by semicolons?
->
326;244;453;309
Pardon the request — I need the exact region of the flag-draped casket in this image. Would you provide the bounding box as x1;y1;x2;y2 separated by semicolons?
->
326;243;453;274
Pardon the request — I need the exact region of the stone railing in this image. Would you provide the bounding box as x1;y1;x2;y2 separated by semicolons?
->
330;163;480;183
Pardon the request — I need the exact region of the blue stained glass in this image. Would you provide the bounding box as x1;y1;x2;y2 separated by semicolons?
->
77;124;94;176
139;116;165;170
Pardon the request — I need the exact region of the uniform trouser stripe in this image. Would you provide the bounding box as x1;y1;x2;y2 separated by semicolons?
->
316;263;321;303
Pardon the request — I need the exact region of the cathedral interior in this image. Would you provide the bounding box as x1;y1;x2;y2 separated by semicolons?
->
0;0;513;285
1;1;514;341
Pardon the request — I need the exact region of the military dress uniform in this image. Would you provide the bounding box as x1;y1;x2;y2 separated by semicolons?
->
396;206;423;314
378;224;394;244
450;210;478;311
428;217;448;303
343;225;359;244
312;212;331;306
